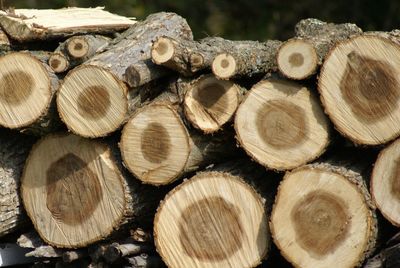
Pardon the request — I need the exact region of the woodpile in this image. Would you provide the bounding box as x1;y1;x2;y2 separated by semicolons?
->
1;7;400;268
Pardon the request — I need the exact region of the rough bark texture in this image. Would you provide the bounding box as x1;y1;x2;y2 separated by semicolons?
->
84;12;193;88
295;18;363;65
0;130;36;237
104;238;150;263
49;35;110;73
212;40;282;79
126;254;163;268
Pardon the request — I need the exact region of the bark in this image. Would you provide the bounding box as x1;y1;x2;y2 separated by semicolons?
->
84;12;193;87
126;254;163;268
0;130;36;237
104;238;151;263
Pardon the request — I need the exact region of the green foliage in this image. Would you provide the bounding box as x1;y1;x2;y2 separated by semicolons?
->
4;0;400;41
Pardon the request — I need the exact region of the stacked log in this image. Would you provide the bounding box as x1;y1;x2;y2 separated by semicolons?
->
1;6;400;268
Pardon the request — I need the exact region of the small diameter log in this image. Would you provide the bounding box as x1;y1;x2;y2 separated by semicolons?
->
0;130;35;237
0;52;60;135
126;254;163;268
120;103;237;185
270;163;377;267
57;12;192;137
84;12;192;87
151;36;232;75
49;35;110;73
154;171;270;268
371;138;400;226
211;40;281;80
318;35;400;145
235;79;330;170
277;19;362;79
104;239;150;263
21;133;162;248
183;74;243;133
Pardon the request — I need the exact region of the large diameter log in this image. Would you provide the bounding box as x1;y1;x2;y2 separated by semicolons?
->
49;35;110;73
120;103;237;185
371;138;400;226
0;130;35;237
235;79;330;170
270;163;377;267
21;133;163;248
183;74;243;133
211;40;281;80
0;7;135;42
318;35;400;145
57;12;193;137
154;171;270;268
277;19;362;80
0;52;61;135
84;12;193;87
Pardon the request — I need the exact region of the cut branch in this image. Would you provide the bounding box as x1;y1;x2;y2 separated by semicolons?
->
235;79;330;170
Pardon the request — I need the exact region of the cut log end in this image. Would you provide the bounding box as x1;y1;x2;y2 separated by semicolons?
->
120;104;190;185
319;35;400;145
189;53;204;71
271;165;377;267
21;134;126;248
0;52;52;129
212;53;236;80
151;37;175;64
57;65;128;138
277;39;318;80
49;52;70;73
372;138;400;226
184;75;240;133
154;172;269;268
66;36;90;59
235;79;329;170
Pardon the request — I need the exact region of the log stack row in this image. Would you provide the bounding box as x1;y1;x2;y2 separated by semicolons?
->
0;7;400;268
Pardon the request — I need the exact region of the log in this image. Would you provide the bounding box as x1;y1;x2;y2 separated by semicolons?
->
0;130;35;237
0;7;135;42
104;238;150;263
371;138;400;226
270;162;378;267
182;74;244;133
57;12;193;138
120;101;237;185
0;28;10;51
154;169;272;268
211;40;281;80
21;133;164;248
151;36;236;75
49;35;110;73
0;51;61;135
235;79;330;170
318;35;400;145
277;19;362;79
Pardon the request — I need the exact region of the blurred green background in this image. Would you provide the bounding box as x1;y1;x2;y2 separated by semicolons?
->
5;0;400;40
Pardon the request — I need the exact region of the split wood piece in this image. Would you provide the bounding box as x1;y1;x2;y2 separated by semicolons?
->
104;239;150;263
277;19;362;80
270;163;378;268
183;74;243;133
0;52;61;135
120;103;237;185
211;40;281;80
49;35;110;73
84;12;193;88
0;7;135;42
57;65;128;138
126;254;163;268
154;171;270;268
151;36;231;75
318;35;400;145
21;133;162;248
371;138;400;226
0;130;35;237
235;79;330;171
